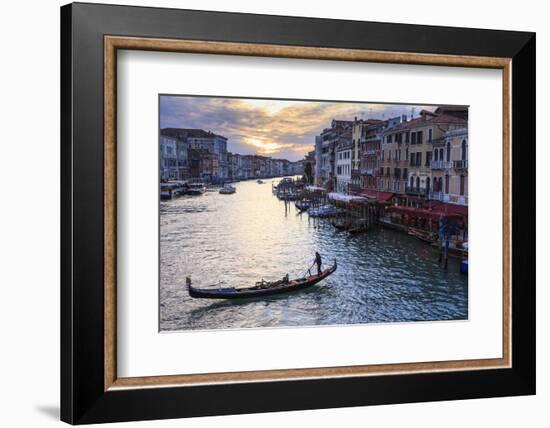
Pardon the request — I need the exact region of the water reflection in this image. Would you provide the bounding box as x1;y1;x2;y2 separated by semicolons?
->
160;178;467;331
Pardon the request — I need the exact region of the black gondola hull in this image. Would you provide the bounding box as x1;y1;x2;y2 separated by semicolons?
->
187;262;337;299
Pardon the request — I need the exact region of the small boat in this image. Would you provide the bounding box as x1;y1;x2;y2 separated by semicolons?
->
308;205;340;218
295;199;311;212
331;220;351;231
408;228;437;244
219;184;236;194
348;227;368;234
187;260;337;299
160;181;187;200
186;183;206;195
460;259;468;274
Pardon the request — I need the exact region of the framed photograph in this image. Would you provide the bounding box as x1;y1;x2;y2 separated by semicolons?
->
61;2;535;424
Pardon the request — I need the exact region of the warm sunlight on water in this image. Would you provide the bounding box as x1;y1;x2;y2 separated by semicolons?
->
159;178;468;331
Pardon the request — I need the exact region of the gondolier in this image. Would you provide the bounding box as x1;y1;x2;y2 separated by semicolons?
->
314;252;322;276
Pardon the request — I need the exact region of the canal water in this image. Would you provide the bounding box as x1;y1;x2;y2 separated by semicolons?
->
160;178;468;331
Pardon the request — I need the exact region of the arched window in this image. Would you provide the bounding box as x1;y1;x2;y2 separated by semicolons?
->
426;177;431;193
445;174;450;194
416;176;420;190
461;139;467;161
434;149;439;161
439;148;444;161
446;142;451;162
410;176;414;189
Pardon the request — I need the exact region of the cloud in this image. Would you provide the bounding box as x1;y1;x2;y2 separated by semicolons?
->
160;95;435;161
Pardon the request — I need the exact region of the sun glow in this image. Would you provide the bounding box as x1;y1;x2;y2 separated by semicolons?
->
245;137;283;154
242;99;302;115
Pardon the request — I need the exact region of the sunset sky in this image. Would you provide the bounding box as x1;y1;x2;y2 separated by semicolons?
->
160;96;434;161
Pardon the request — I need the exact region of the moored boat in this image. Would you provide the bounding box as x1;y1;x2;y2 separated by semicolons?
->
308;205;340;218
186;182;206;195
295;199;311;212
186;260;337;299
219;184;236;194
408;228;437;244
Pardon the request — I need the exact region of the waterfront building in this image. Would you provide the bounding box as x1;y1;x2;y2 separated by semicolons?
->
335;134;353;193
380;115;409;198
161;128;228;180
351;118;383;189
188;148;219;181
359;120;386;191
406;110;467;204
160;134;179;180
430;127;468;205
314;119;353;189
379;111;467;206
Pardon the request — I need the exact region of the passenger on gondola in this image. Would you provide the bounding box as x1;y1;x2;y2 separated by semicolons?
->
314;252;322;276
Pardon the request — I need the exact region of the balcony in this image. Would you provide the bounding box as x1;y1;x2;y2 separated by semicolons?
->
430;160;451;170
427;137;445;145
453;160;468;170
429;191;448;202
361;167;374;176
364;149;377;155
405;185;428;196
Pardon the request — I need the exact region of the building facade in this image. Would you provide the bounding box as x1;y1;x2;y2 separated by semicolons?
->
314;119;353;189
380;116;408;197
360;121;386;191
335;139;353;193
160;134;179;180
430;127;468;205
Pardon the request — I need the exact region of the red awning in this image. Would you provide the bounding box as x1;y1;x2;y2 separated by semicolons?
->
426;201;468;217
359;190;394;203
386;204;466;220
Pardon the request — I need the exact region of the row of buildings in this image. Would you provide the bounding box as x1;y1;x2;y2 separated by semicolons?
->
314;107;469;206
160;128;304;182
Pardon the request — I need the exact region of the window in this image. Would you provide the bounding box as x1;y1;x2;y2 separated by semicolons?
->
417;131;423;144
434;150;439;161
445;174;450;194
381;150;384;161
425;151;432;166
460;175;465;195
405;132;410;144
416;176;420;190
461;140;467;160
411;132;417;144
403;168;408;179
446;142;451;162
398;149;401;161
416;152;422;166
428;128;433;142
388;150;392;161
410;176;414;188
406;147;409;159
388;135;392;143
410;153;415;166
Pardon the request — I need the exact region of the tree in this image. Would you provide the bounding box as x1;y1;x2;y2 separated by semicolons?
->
304;162;313;183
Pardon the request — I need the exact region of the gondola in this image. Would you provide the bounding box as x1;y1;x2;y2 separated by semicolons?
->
186;260;337;299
